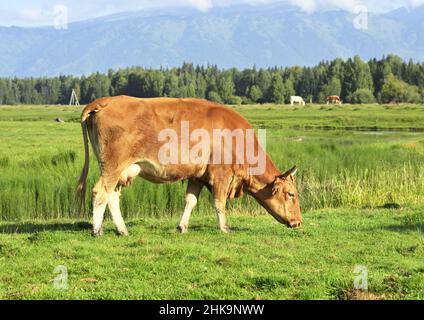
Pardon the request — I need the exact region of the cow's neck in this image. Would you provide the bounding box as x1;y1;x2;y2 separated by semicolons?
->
248;154;280;192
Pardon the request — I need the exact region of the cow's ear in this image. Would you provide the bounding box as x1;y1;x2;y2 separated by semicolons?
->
281;166;298;179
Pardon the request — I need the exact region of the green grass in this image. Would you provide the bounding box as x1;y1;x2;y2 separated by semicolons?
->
0;207;422;299
236;103;424;131
0;103;423;300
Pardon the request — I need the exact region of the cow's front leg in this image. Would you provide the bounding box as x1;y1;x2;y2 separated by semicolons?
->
178;179;203;233
108;189;129;236
212;182;231;233
214;198;230;233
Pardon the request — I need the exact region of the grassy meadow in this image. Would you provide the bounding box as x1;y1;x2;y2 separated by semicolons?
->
0;103;423;299
0;208;422;299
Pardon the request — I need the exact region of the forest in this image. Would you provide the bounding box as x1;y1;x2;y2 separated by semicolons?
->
0;54;423;105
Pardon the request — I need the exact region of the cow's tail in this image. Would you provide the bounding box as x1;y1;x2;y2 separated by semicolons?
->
76;118;90;215
75;101;110;214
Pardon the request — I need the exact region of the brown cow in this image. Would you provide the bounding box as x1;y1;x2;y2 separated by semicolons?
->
326;95;342;105
76;96;302;236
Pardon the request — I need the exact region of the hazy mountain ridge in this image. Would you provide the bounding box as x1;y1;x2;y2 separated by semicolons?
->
1;3;423;77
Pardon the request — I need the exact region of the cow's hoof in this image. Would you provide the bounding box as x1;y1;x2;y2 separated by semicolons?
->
220;226;231;234
116;229;129;236
177;225;188;234
91;228;104;237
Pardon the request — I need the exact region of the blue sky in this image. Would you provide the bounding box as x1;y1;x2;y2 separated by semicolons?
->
0;0;422;26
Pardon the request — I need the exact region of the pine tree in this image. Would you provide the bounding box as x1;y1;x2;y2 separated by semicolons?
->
268;73;285;104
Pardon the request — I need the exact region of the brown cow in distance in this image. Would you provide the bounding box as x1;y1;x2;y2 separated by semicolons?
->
326;95;342;105
76;96;302;236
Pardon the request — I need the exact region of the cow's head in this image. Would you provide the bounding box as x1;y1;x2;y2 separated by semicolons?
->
252;166;302;228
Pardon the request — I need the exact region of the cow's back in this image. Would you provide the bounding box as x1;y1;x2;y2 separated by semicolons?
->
82;96;256;183
83;96;253;137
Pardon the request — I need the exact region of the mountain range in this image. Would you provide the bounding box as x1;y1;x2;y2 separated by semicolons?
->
1;3;423;77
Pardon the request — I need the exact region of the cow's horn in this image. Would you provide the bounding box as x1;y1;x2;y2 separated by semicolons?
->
281;166;298;178
288;166;298;176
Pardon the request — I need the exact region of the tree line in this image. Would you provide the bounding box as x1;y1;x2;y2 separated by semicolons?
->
1;54;424;105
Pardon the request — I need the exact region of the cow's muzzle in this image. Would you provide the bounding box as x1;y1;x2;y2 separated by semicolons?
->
289;220;302;228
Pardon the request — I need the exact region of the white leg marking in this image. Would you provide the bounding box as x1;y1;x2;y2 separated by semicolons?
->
214;199;230;233
178;193;198;233
108;190;129;236
91;179;111;236
92;199;107;236
177;180;203;233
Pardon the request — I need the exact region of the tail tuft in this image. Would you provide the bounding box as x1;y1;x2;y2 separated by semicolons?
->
75;120;90;216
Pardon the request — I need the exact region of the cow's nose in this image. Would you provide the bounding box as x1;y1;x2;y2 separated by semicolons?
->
289;220;302;228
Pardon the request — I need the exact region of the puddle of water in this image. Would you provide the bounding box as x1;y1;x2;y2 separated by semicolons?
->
353;131;423;136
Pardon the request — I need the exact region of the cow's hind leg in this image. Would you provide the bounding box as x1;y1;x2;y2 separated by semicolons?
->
178;179;203;233
92;178;109;236
106;164;141;236
91;174;120;236
108;188;128;236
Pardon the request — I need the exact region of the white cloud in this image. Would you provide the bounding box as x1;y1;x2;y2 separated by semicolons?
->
187;0;213;11
19;8;49;22
288;0;316;13
287;0;364;13
332;0;363;12
17;6;65;25
182;0;367;13
410;0;424;7
0;0;418;26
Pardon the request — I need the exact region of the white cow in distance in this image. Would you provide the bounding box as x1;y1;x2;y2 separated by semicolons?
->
290;96;306;106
